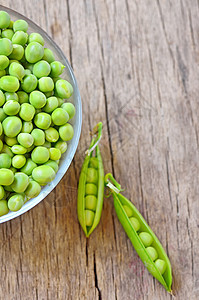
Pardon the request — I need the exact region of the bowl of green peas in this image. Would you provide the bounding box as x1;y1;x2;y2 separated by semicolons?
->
0;6;82;222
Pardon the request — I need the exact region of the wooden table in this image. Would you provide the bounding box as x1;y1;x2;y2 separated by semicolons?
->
0;1;198;299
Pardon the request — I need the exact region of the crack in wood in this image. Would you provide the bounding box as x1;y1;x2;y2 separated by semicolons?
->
93;253;102;300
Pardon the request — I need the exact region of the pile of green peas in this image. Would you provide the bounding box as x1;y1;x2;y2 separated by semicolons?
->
0;11;76;216
123;204;166;275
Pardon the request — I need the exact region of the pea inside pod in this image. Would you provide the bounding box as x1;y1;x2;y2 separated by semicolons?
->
77;122;104;237
104;173;172;293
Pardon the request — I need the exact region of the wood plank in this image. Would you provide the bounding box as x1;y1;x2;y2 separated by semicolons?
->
0;0;198;299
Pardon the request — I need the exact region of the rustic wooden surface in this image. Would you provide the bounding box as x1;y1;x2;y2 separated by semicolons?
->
0;0;198;299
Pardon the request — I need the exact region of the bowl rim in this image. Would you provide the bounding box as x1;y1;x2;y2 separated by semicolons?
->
0;5;82;223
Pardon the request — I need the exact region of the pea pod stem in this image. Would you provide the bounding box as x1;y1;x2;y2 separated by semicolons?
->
105;173;172;293
85;122;102;156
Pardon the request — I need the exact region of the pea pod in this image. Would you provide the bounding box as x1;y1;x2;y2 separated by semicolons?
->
77;122;104;237
105;173;172;293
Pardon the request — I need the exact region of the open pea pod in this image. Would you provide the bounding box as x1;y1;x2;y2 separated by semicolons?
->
105;173;172;293
77;122;104;237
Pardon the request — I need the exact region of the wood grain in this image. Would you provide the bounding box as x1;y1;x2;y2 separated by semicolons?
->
0;0;198;299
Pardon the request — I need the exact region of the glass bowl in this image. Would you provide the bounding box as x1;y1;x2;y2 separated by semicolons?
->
0;5;82;223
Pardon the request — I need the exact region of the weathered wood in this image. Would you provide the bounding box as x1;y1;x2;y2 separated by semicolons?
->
0;0;198;299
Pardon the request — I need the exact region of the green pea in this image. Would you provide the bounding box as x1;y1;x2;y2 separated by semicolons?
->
9;169;17;179
0;11;11;29
57;97;64;107
34;112;51;130
59;123;74;141
11;144;27;155
45;127;59;142
61;102;76;120
0;55;9;70
42;141;51;148
24;69;31;76
123;205;133;217
32;165;55;185
9;62;25;81
43;160;58;173
21;74;37;93
38;77;54;92
85;195;97;211
0;75;19;92
31;128;45;146
0;90;5;106
0;140;3;152
86;168;98;184
33;60;50;78
139;232;153;247
35;108;42;115
17;132;34;148
0;200;9;216
0;38;13;56
11;172;29;193
9;44;24;62
12;154;26;169
51;108;69;126
89;157;98;169
129;217;141;232
17;91;29;104
0;186;5;200
0;108;7;122
21;121;33;133
85;210;95;227
53;77;61;83
4;136;17;146
25;180;41;198
26;144;35;153
9;44;24;60
54;140;67;154
4;185;13;192
4;91;18;101
29;90;46;109
50;61;65;77
12;31;28;46
146;247;158;261
49;147;61;160
0;121;3;136
19;103;35;121
0;153;11;168
3;100;20;115
0;70;6;78
43;96;58;113
28;32;44;46
42;48;55;63
25;42;44;63
1;28;14;40
1;144;14;158
55;79;73;99
31;146;49;164
2;116;22;137
23;62;34;72
44;91;53;98
13;19;28;32
20;158;37;176
85;183;98;196
155;259;166;275
0;168;14;185
8;193;24;211
8;20;14;29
